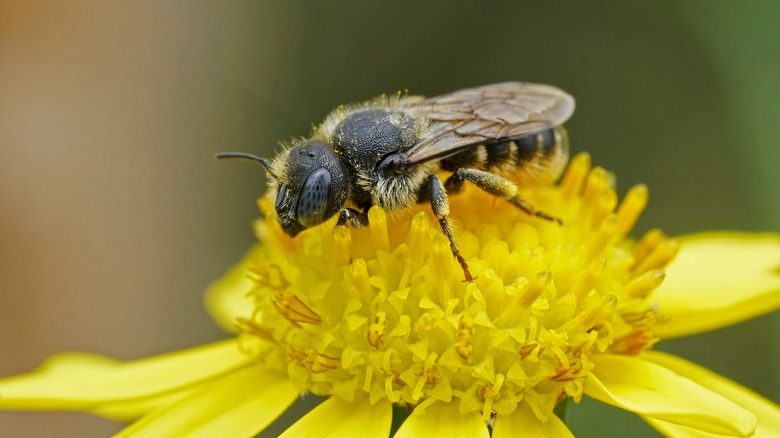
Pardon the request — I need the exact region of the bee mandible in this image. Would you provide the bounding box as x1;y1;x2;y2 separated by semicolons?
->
218;82;574;281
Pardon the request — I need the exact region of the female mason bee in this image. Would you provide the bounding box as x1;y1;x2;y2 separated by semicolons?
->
218;82;574;281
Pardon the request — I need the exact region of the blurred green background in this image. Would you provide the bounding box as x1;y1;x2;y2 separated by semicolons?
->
1;1;778;436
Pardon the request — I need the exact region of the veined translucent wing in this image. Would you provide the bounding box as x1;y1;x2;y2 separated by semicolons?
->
404;82;575;166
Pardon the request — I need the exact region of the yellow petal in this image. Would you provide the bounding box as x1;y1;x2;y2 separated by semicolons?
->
493;402;573;438
91;386;198;421
279;395;392;438
585;354;756;437
641;350;780;437
395;401;489;438
0;339;250;409
205;246;259;332
116;365;298;438
650;232;780;338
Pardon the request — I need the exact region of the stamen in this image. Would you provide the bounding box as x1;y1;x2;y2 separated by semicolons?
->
625;270;666;299
610;329;659;355
591;189;618;230
367;311;387;348
481;374;505;421
631;239;680;278
495;271;551;327
560;152;591;197
350;259;372;302
616;184;649;235
234;317;274;341
368;206;390;251
272;292;322;325
558;295;617;334
634;228;668;262
332;225;352;267
582;167;609;208
571;258;606;302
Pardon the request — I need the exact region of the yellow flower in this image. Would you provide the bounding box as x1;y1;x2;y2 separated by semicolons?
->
1;153;780;437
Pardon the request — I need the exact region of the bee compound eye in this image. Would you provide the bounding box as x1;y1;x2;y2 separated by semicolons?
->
296;168;332;228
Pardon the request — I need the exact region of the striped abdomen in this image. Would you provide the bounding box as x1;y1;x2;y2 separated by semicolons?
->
440;126;569;185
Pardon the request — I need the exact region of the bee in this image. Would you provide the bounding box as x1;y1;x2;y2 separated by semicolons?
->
218;82;574;281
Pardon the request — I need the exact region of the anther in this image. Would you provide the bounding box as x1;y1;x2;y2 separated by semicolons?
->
368;206;390;252
560;153;591;197
570;258;606;302
235;317;274;341
610;329;659;355
615;184;649;236
634;228;668;262
496;271;551;327
272;292;322;325
582;167;609;207
332;225;352;267
631;239;680;278
367;311;387;348
557;295;617;334
625;270;666;299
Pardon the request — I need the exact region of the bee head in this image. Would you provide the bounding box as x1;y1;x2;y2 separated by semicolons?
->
217;142;349;237
270;140;349;237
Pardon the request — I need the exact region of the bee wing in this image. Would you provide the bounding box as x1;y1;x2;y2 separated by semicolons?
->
405;82;574;166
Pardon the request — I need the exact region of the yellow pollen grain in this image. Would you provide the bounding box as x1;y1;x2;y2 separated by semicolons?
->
616;184;649;236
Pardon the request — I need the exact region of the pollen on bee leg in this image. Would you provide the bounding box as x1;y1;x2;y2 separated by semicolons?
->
559;152;591;197
631;238;680;278
558;295;617;334
625;270;666;299
366;311;387;348
615;184;649;236
368;206;390;251
610;329;659;355
332;225;352;267
272;291;322;325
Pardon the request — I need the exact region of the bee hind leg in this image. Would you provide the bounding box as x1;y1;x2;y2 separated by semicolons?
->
445;168;562;225
424;174;474;282
336;208;369;228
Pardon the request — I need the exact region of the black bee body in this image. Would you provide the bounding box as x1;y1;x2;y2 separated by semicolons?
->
218;82;574;281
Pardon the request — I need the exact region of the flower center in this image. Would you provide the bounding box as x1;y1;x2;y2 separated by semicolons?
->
237;153;676;421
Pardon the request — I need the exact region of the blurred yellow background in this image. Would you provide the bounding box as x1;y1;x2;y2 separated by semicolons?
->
1;1;778;436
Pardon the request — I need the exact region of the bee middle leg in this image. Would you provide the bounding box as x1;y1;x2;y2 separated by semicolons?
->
337;208;369;228
423;174;474;282
445;168;562;224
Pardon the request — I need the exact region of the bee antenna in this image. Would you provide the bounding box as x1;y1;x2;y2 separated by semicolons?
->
215;152;277;179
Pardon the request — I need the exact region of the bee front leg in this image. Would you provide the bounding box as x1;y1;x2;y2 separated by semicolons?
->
425;174;474;282
445;168;562;224
337;208;369;228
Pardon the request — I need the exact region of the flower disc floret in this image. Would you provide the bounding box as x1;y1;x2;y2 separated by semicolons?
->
238;153;674;421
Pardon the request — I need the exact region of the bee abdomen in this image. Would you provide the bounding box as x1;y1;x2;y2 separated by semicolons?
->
440;126;568;182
